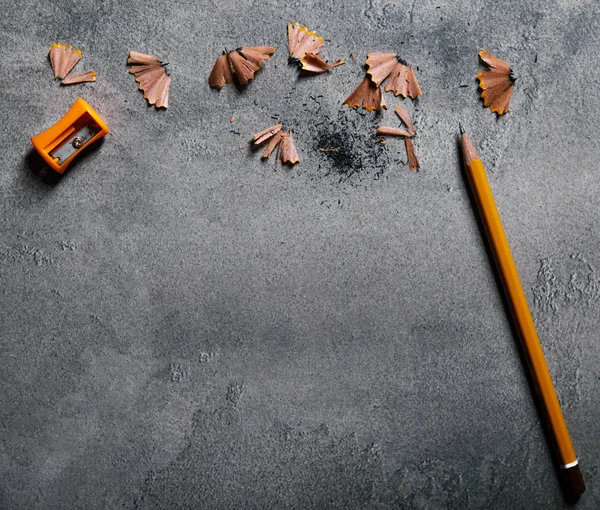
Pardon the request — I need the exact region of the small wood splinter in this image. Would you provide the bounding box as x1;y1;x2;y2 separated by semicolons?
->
343;77;387;112
377;105;420;171
128;51;171;109
404;138;420;171
209;46;276;88
252;123;299;165
477;49;516;115
61;71;97;85
287;22;345;74
366;52;422;98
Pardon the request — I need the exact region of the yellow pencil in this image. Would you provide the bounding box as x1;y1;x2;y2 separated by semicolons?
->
460;125;585;499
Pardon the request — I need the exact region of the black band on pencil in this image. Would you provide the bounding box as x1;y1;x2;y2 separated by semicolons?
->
560;463;586;501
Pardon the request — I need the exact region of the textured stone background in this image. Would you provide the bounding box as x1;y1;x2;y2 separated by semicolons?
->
1;0;599;508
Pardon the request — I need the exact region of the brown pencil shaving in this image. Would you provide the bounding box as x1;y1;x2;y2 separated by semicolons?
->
478;49;512;74
227;51;259;86
287;22;324;60
239;46;275;64
276;133;286;163
300;52;345;73
279;132;299;164
209;54;233;88
252;124;299;164
61;71;96;85
209;46;275;88
262;131;284;158
377;105;416;138
394;105;416;136
128;51;162;66
284;133;299;164
365;52;398;85
365;51;423;98
49;43;82;80
377;105;419;170
343;77;387;112
377;126;413;137
385;64;422;98
477;49;516;115
405;137;420;171
262;132;283;158
128;51;170;108
287;22;343;74
253;123;283;145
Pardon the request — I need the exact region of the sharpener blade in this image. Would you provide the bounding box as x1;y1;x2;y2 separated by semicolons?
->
50;123;100;164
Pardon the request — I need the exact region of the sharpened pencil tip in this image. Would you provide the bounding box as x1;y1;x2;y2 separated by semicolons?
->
459;122;465;135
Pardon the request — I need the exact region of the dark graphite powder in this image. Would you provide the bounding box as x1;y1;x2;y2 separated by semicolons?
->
310;109;392;184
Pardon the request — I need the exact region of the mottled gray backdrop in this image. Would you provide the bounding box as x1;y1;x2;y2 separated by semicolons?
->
1;0;599;508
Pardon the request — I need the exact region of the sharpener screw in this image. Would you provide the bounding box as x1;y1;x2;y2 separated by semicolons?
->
72;137;83;149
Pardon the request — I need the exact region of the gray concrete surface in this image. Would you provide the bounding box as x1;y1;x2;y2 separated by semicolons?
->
1;0;599;508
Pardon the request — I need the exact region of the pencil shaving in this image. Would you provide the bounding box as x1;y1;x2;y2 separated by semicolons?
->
262;131;283;158
209;46;275;88
253;123;283;145
128;51;170;108
252;124;299;165
300;53;345;73
405;137;420;171
227;51;259;86
377;106;419;170
394;105;416;136
477;49;515;115
343;77;386;112
366;52;422;98
376;105;416;138
376;126;413;138
279;132;299;164
208;54;233;88
287;22;344;73
287;22;324;60
49;43;82;80
61;71;96;85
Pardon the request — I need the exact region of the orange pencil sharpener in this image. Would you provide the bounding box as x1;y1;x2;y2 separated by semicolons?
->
31;98;109;174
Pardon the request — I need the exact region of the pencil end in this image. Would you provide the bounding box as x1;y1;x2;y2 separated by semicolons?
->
561;463;586;502
459;122;465;135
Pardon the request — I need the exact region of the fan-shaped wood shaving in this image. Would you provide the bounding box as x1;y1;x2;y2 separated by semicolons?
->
477;49;515;115
49;43;82;80
343;77;386;112
366;52;422;98
209;46;275;88
252;124;299;165
287;22;343;74
128;51;170;108
287;22;324;60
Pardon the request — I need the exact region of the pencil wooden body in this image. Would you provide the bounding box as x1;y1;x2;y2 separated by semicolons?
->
461;133;585;499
